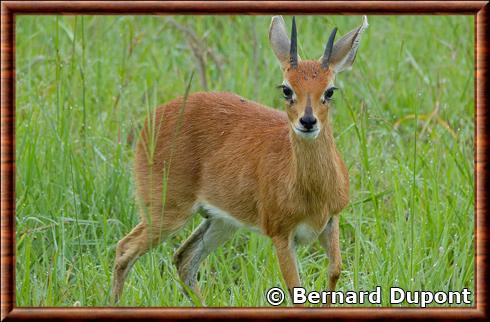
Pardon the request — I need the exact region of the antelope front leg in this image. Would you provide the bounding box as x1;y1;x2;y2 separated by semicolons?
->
318;215;342;305
271;235;302;306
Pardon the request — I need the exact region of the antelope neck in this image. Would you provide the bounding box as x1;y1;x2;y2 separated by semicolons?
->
289;125;337;190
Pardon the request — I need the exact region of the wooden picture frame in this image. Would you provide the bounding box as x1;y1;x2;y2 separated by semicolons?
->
1;1;488;320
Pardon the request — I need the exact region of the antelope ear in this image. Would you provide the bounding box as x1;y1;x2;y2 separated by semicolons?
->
269;16;291;67
329;16;368;73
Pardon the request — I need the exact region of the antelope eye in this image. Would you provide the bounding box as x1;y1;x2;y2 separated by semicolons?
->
282;86;293;99
324;87;337;101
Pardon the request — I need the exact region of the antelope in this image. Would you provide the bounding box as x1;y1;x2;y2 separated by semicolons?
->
112;16;368;305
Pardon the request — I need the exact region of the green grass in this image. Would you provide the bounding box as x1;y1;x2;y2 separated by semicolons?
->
15;15;474;307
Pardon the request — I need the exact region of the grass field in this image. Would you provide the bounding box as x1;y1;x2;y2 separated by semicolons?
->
15;15;474;307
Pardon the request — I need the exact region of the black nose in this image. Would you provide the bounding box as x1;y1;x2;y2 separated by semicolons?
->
299;115;317;130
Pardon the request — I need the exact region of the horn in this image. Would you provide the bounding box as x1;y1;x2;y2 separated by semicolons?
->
289;16;298;68
321;27;338;69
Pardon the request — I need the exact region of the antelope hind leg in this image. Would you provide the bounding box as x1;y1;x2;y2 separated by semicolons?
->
112;205;192;304
173;216;238;305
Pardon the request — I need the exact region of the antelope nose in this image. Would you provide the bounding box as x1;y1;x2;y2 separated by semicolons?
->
300;115;317;130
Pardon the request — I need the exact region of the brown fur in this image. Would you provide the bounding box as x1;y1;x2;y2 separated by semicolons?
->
112;60;349;305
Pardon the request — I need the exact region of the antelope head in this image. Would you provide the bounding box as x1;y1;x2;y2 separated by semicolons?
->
269;16;368;140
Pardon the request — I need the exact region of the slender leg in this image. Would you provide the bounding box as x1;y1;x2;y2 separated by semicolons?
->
112;222;155;303
318;215;342;305
173;217;238;304
111;206;191;303
272;235;302;306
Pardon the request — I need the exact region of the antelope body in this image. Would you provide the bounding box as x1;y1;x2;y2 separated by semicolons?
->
112;16;368;305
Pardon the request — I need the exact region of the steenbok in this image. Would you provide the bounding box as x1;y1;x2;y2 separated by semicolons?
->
112;16;368;305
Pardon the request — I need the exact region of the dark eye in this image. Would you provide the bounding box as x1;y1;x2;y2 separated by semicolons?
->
282;86;293;99
323;87;337;101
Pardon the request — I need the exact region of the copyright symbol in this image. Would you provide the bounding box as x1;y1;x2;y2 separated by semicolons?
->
266;287;285;306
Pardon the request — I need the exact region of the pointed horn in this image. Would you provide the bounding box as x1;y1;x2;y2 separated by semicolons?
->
289;16;298;68
321;27;338;69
